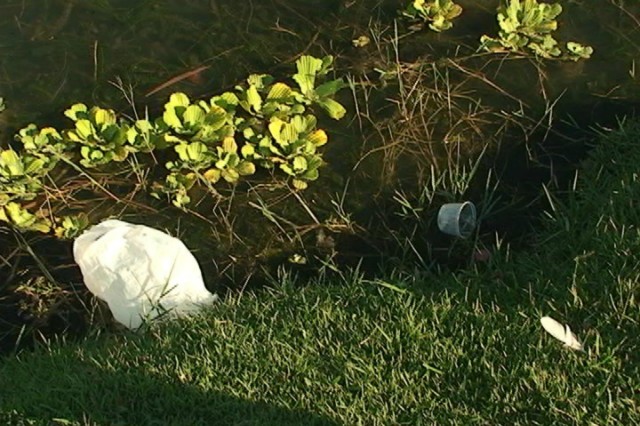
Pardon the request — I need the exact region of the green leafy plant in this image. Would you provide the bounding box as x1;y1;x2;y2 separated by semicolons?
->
154;55;345;206
0;148;48;205
0;202;51;233
54;213;90;239
64;104;130;167
17;124;68;166
161;92;232;144
566;41;594;61
480;0;593;60
403;0;463;33
126;118;167;152
256;115;328;190
292;56;347;119
1;55;347;228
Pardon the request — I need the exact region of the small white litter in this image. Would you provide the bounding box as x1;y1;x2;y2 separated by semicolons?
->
540;316;583;351
73;219;218;329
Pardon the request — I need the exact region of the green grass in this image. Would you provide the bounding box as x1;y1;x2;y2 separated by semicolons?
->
1;120;639;425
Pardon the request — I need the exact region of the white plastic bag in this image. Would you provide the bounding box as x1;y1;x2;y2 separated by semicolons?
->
73;219;218;329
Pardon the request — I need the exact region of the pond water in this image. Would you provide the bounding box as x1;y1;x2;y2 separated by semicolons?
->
1;0;639;353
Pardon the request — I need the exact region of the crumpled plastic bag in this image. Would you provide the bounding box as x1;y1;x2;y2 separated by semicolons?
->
73;219;218;329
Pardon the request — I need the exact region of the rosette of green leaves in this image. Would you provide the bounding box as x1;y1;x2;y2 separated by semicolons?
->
259;114;328;189
125;118;168;152
403;0;463;32
0;148;48;205
292;55;347;120
155;139;209;207
166;141;216;173
54;213;90;239
161;92;232;145
236;74;307;121
167;137;254;184
481;0;592;60
16;124;67;168
565;42;593;61
64;103;129;167
203;137;255;184
0;202;51;232
481;0;562;58
161;137;255;207
152;171;197;208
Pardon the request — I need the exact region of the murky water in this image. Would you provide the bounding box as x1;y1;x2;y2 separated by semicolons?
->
1;0;639;353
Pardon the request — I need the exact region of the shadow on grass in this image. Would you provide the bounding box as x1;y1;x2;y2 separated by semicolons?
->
0;344;338;426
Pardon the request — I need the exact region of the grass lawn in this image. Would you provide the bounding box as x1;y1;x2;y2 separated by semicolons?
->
1;120;639;425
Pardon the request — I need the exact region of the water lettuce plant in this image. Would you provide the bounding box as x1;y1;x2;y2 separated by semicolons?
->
403;0;463;32
480;0;593;61
0;55;347;230
64;104;131;167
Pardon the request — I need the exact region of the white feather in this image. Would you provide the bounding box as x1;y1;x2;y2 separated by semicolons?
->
74;219;218;329
540;316;583;351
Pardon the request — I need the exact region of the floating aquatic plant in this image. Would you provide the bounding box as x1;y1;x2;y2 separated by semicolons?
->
480;0;593;61
1;56;347;230
403;0;463;32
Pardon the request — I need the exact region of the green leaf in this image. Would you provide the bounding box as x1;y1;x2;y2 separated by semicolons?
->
186;142;207;161
203;104;228;131
247;74;273;89
167;92;190;107
292;179;308;190
211;92;239;110
163;93;191;129
314;80;346;98
183;105;206;127
23;157;45;175
292;156;308;172
293;55;323;95
75;120;95;139
163;108;182;129
241;144;256;158
203;168;221;183
246;85;262;113
268;119;285;145
315;98;346;120
93;108;116;127
566;41;593;60
0;150;25;176
0;202;51;232
267;82;294;100
302;167;320;181
236;161;256;176
175;143;189;161
55;213;89;239
64;103;88;121
222;137;237;153
280;163;295;176
307;129;328;146
221;168;240;183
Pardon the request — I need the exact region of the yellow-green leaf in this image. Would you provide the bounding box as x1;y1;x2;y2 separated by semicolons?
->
0;150;24;176
308;129;328;146
292;179;308;190
246;85;262;112
222;137;237;153
237;161;256;176
267;82;294;100
293;156;307;172
203;168;221;183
